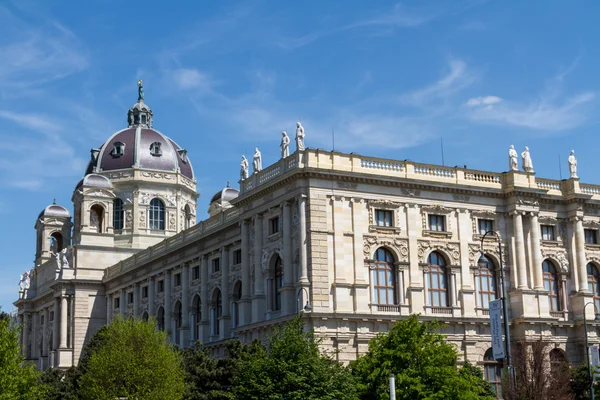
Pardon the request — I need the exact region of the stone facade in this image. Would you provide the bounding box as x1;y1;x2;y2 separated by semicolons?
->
15;127;600;380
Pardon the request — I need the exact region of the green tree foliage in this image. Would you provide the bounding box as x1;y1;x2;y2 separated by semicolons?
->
350;314;495;400
232;315;358;400
38;367;79;400
78;316;185;400
183;339;250;399
0;314;43;399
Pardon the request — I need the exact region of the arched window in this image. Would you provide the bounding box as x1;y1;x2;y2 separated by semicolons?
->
477;256;497;309
211;289;222;337
543;260;561;311
90;205;104;233
549;348;568;375
141;311;149;322
192;295;201;342
371;248;396;305
184;204;192;230
588;263;600;312
156;306;165;331
426;251;448;307
149;199;165;230
272;257;283;311
232;281;242;329
50;232;63;253
483;348;502;397
174;301;182;345
113;198;124;230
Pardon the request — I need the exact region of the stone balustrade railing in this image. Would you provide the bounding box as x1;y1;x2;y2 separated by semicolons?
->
105;207;240;280
238;149;600;197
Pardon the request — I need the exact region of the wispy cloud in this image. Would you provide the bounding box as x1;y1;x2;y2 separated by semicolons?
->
170;68;213;92
399;59;477;107
465;96;502;107
0;110;61;131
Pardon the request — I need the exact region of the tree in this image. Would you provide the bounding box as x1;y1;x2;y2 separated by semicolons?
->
0;313;43;399
350;314;495;400
501;340;573;400
232;315;358;400
38;367;79;400
78;316;185;400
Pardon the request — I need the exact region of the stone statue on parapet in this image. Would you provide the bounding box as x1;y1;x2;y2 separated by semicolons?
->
19;270;30;291
280;131;290;158
568;150;578;179
521;146;534;173
253;148;262;173
138;80;144;101
295;122;305;151
240;155;249;180
508;145;518;171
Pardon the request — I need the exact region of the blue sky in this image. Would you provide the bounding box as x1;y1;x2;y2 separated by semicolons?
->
1;0;599;310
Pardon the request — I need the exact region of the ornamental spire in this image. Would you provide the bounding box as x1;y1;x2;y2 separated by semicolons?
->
127;79;153;128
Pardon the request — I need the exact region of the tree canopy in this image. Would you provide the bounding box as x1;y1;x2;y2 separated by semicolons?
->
232;315;358;400
77;316;185;400
0;313;42;400
350;314;495;400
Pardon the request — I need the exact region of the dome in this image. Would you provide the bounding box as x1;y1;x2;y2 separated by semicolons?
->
38;202;70;219
84;81;194;180
210;183;239;203
76;174;113;190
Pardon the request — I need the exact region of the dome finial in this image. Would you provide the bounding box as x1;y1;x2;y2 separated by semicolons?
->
53;198;56;205
137;80;144;101
226;180;230;188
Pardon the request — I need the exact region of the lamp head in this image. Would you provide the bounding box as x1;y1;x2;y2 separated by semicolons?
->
477;253;489;268
303;301;312;312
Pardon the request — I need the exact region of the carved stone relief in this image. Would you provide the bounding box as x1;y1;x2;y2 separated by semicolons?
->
139;211;146;228
363;235;408;262
517;197;539;207
418;240;460;264
400;189;420;197
169;214;176;230
421;205;455;231
337;181;358;190
541;248;570;274
141;171;173;180
469;243;507;267
125;210;133;229
85;190;112;198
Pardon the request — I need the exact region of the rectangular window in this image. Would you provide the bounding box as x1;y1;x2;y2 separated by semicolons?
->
269;216;280;235
157;280;164;293
127;292;133;305
541;225;555;241
114;297;120;309
50;312;54;322
428;214;446;232
40;315;44;325
478;219;494;235
174;273;182;287
192;266;200;280
585;229;598;245
233;249;242;265
142;286;148;299
212;258;220;273
375;210;393;227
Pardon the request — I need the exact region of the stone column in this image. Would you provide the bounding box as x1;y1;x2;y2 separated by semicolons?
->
133;284;140;317
148;277;155;316
252;214;265;322
449;272;457;307
351;199;368;313
119;288;126;315
575;217;589;292
240;220;252;325
221;247;230;338
282;201;294;315
23;313;30;358
513;211;528;289
298;196;309;283
31;312;38;359
59;296;68;349
181;263;190;347
52;298;59;351
164;271;172;338
106;293;113;322
42;308;49;357
529;213;544;289
200;255;209;341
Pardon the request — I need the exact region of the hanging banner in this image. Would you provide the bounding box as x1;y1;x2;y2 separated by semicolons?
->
489;299;504;360
592;345;599;381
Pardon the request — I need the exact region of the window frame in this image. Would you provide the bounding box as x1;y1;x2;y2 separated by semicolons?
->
374;209;393;227
543;260;561;312
157;280;164;293
476;258;497;309
113;198;124;230
174;273;182;287
477;219;494;236
428;214;446;232
149;141;162;157
233;249;242;265
540;224;555;241
483;349;502;397
142;286;148;299
269;216;280;235
192;265;200;280
272;257;283;311
212;258;220;273
585;229;598;245
370;248;396;305
588;263;600;313
426;251;449;307
149;198;165;231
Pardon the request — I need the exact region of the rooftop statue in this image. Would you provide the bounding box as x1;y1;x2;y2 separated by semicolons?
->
253;148;262;173
138;79;144;101
508;145;518;171
240;155;249;180
281;131;290;158
521;146;534;173
295;122;305;151
568;150;578;179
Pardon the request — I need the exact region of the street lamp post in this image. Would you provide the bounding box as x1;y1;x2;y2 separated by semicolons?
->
477;231;513;383
584;301;596;400
296;287;312;313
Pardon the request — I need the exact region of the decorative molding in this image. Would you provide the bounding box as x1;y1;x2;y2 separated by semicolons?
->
169;214;176;230
453;194;470;202
539;215;558;224
141;171;173;180
107;171;132;179
125;210;133;229
517;197;539;207
337;181;358;190
139;211;146;228
363;235;408;262
468;243;507;267
541;248;570;274
84;189;113;198
421;205;454;231
400;188;420;197
417;240;460;264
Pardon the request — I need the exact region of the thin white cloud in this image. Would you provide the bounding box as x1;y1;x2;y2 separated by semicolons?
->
170;68;213;92
465;96;502;107
0;110;60;132
399;59;477;107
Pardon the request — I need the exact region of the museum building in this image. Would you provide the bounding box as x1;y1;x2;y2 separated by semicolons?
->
14;85;600;393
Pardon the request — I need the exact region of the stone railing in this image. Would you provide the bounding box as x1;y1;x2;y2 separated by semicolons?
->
581;185;600;196
105;207;240;280
537;179;562;192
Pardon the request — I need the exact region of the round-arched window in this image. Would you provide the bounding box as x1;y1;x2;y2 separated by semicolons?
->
149;199;165;230
372;248;396;305
426;251;448;307
477;256;496;309
543;260;560;311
